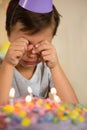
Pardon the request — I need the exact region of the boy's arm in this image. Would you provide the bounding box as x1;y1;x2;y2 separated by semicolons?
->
50;63;78;104
0;38;28;104
0;61;14;104
34;40;78;104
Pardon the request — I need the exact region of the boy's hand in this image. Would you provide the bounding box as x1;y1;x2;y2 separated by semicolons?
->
33;41;59;69
4;38;28;66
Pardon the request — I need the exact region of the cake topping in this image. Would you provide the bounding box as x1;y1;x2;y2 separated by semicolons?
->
0;97;87;129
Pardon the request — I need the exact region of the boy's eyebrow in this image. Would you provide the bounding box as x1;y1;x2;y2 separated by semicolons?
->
19;28;29;32
29;40;43;45
37;40;43;44
19;27;44;44
19;27;36;35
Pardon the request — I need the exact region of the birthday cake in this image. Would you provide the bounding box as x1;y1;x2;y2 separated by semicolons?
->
0;97;87;130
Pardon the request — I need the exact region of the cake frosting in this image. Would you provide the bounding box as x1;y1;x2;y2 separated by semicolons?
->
0;97;87;130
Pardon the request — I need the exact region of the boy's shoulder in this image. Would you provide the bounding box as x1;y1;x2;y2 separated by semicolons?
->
38;62;47;68
38;62;50;72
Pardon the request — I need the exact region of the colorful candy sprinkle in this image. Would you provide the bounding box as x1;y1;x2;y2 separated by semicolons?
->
0;97;87;129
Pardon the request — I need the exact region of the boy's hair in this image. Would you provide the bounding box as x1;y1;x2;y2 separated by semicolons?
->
6;0;61;36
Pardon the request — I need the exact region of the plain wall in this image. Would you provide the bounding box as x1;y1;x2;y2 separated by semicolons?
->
53;0;87;106
0;0;87;105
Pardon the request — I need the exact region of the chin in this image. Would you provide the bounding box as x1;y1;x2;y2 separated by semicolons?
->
18;62;37;69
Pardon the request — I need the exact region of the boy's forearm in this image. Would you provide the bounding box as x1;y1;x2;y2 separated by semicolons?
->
50;63;79;104
0;61;14;104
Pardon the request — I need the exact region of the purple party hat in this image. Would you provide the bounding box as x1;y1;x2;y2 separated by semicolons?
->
19;0;53;13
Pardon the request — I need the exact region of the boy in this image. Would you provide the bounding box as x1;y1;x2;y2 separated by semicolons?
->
0;0;78;104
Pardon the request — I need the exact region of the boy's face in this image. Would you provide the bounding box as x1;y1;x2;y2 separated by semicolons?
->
9;22;54;68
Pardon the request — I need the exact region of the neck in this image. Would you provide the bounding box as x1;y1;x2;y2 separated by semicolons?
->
16;65;36;80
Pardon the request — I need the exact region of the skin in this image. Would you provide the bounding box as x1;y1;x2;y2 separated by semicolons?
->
0;22;78;104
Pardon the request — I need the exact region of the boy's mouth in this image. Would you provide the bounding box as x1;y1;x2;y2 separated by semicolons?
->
23;60;37;65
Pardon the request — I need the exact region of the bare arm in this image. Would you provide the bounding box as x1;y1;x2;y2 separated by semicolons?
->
50;64;78;104
34;40;78;104
0;38;28;104
0;61;14;104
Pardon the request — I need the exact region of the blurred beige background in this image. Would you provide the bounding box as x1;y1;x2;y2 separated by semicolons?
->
0;0;87;105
